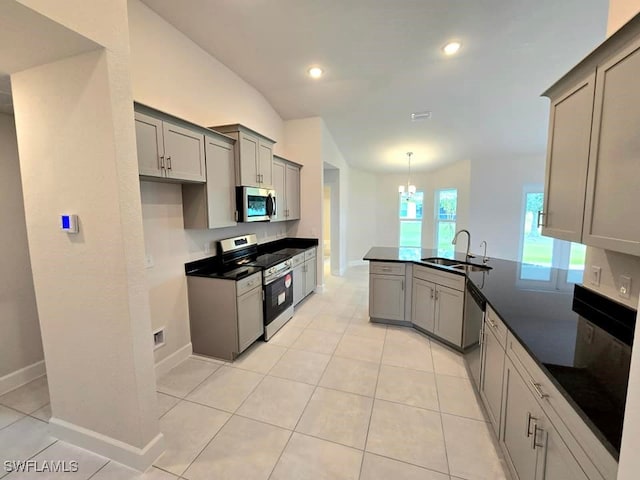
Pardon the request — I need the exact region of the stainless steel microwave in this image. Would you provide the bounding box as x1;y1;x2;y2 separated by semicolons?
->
236;186;277;222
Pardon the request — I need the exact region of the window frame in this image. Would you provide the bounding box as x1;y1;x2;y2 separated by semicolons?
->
434;188;458;256
398;191;424;248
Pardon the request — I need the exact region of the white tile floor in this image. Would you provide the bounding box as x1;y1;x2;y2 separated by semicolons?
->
0;265;510;480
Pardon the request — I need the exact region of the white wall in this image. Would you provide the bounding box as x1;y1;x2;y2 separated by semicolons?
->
0;113;43;381
11;0;161;468
128;0;299;364
347;168;377;264
469;154;545;261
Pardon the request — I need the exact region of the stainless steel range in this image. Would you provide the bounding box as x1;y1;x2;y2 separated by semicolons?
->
218;234;294;340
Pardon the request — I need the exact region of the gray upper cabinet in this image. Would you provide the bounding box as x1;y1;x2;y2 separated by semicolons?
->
182;134;237;229
543;17;640;254
285;163;301;220
134;109;205;183
583;38;640;255
211;124;276;188
272;155;302;222
135;112;164;178
541;74;595;242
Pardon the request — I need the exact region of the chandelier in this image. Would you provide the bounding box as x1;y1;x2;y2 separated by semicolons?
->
398;152;416;197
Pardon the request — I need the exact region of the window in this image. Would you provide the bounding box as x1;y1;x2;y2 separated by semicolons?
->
435;189;457;256
399;192;424;247
519;189;585;286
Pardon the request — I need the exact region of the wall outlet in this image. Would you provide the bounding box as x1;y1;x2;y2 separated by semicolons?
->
619;275;632;299
144;253;154;269
153;328;165;350
590;266;601;286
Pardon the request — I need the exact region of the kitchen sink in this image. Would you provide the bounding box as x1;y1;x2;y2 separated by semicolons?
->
451;263;492;272
422;257;492;272
422;257;461;266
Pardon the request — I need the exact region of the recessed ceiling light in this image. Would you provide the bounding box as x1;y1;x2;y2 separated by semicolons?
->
442;41;462;55
308;67;323;78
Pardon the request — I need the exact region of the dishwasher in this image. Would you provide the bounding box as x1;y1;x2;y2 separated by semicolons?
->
463;279;486;389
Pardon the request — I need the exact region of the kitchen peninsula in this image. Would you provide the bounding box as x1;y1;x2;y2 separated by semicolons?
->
364;246;635;480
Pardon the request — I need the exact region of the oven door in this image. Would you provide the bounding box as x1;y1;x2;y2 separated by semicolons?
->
263;271;293;326
237;187;276;222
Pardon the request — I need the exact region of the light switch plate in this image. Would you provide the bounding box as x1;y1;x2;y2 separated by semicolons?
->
590;266;601;286
619;275;632;299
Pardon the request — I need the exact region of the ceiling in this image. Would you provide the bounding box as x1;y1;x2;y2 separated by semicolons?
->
140;0;608;172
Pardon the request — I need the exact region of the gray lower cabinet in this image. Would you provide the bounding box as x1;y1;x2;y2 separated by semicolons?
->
292;248;316;306
370;273;405;321
187;272;263;361
502;355;542;480
480;319;505;435
433;285;464;345
411;278;435;331
237;285;264;353
539;419;590;480
182;134;237;229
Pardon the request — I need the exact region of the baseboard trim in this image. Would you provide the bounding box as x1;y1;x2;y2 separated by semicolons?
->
0;360;46;396
154;343;192;378
49;418;164;472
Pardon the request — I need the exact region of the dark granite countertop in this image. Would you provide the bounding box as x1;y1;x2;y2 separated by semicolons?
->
364;246;636;458
185;237;319;279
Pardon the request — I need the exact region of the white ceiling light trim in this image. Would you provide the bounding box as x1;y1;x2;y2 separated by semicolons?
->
442;41;462;55
308;66;323;78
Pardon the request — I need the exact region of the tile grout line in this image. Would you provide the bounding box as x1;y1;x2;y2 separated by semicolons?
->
357;319;387;480
431;339;453;478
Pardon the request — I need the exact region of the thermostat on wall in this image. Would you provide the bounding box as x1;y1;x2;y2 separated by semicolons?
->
60;214;79;233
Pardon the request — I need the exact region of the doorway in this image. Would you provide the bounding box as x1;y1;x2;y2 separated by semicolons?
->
323;184;331;276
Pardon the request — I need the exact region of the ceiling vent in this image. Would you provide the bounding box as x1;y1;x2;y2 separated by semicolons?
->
410;111;432;121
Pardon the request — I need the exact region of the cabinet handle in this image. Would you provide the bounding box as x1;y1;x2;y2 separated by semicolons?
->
167;156;172;170
381;267;391;272
529;380;549;400
430;287;434;299
401;280;404;291
488;318;498;330
257;174;261;183
537;210;546;228
159;155;165;170
532;424;544;450
434;289;439;301
525;412;536;438
478;326;484;346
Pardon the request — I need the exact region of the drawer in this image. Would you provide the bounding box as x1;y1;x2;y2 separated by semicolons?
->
291;253;305;268
413;264;464;291
304;247;317;261
485;305;508;348
370;261;406;276
506;332;617;480
236;272;262;297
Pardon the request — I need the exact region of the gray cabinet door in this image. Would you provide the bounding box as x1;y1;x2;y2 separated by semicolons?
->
542;73;595;242
271;159;286;222
434;285;463;346
304;259;316;297
134;112;164;178
237;286;264;353
502;357;540;480
480;321;505;435
583;39;640;255
162;120;206;182
411;277;435;332
205;136;236;228
536;418;589;480
238;132;259;187
369;274;405;321
258;140;273;187
285;164;301;220
293;264;305;306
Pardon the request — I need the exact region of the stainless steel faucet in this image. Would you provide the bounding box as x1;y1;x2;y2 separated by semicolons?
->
452;229;472;259
480;240;489;264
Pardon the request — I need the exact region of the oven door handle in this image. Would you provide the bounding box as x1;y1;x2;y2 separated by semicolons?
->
264;269;292;286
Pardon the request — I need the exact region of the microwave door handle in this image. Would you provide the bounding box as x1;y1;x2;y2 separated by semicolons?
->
272;195;277;218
